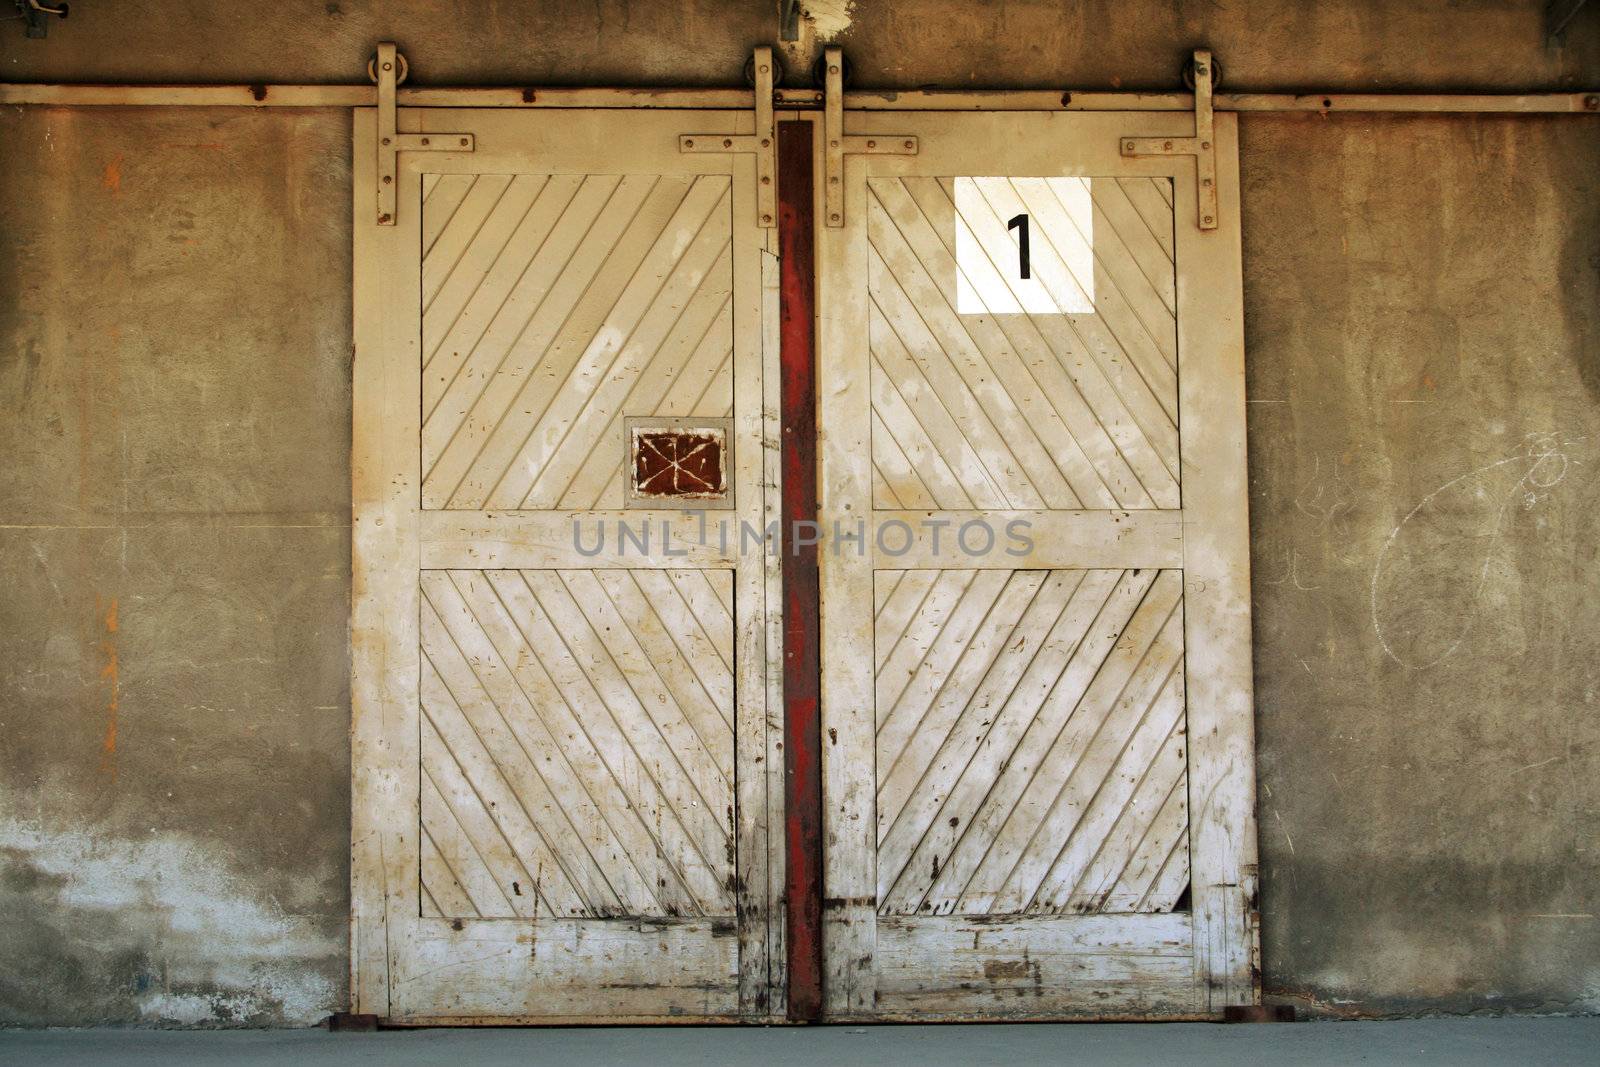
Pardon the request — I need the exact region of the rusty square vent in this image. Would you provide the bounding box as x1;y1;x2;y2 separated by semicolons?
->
623;416;734;509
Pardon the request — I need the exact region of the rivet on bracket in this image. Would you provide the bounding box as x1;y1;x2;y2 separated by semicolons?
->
1120;48;1220;231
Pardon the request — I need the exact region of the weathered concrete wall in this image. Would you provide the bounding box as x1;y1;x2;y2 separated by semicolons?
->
2;0;1596;1026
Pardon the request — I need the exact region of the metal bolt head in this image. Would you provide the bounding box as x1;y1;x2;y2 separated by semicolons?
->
904;140;914;149
685;138;695;148
1202;177;1213;187
830;139;839;147
724;138;733;148
459;138;469;146
829;65;839;74
761;138;771;147
759;64;769;74
421;137;430;145
761;175;771;185
761;213;772;224
1203;215;1213;224
382;62;393;72
381;137;391;146
1587;95;1600;111
1202;141;1211;150
382;175;392;184
867;139;876;148
1163;140;1173;150
830;213;841;222
378;213;392;224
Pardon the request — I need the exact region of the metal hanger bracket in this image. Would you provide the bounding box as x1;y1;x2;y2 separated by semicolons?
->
679;47;779;227
1121;49;1219;231
822;47;917;227
374;43;475;226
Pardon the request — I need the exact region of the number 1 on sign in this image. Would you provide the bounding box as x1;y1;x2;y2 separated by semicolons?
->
1007;213;1030;279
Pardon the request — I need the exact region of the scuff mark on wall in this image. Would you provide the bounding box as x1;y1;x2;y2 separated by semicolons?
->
801;0;853;41
0;819;341;1025
101;155;123;195
96;595;118;778
778;0;854;78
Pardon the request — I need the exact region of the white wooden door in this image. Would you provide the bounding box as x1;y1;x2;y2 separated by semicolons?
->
817;111;1257;1019
351;108;780;1023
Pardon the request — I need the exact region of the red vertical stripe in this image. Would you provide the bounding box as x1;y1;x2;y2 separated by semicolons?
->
778;119;824;1023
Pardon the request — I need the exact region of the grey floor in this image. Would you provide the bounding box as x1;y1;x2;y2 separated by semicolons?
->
2;1018;1598;1066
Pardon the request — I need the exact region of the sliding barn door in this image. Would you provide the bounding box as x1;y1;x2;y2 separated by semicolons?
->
352;108;780;1023
817;111;1257;1019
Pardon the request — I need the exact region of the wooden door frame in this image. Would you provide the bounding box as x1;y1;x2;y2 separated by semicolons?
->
351;105;784;1024
815;109;1258;1020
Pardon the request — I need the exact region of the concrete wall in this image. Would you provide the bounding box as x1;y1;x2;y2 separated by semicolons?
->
2;0;1596;1026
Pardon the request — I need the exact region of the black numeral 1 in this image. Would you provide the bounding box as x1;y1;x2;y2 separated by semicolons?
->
1007;213;1031;279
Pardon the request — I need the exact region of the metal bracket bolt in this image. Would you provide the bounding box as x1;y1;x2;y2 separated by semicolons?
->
1122;49;1220;231
373;42;475;226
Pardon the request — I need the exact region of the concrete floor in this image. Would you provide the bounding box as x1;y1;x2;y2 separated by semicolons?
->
1;1018;1597;1066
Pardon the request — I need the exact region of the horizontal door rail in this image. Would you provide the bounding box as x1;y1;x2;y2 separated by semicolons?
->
0;82;1595;114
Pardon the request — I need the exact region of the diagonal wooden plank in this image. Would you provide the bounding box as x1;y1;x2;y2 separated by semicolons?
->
1033;657;1187;912
1090;178;1177;315
423;175;549;372
875;569;976;728
1116;177;1176;263
874;570;907;621
877;570;1053;841
873;180;1122;510
594;569;736;762
422;173;478;257
629;570;735;728
665;568;736;677
1107;764;1190;912
958;176;1179;426
420;828;478;918
877;570;1079;899
869;189;1077;508
988;580;1185;913
518;570;732;912
870;408;938;510
480;178;729;509
929;568;1160;911
424;174;582;376
477;569;716;913
523;206;733;507
420;823;483;918
1037;176;1178;370
1064;710;1189;913
560;570;734;793
422;765;510;917
870;258;1040;508
421;173;642;498
418;646;585;918
423;174;514;312
881;568;1121;915
905;176;1180;500
555;241;734;509
567;296;737;511
876;570;1014;784
874;569;936;672
1133;789;1192;913
921;174;1175;508
429;570;670;915
870;354;973;510
870;342;991;510
911;179;1161;509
